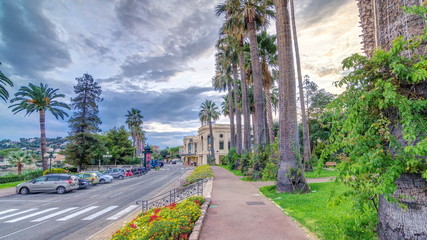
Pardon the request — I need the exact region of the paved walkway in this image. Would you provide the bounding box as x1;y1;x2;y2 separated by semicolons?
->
199;166;312;240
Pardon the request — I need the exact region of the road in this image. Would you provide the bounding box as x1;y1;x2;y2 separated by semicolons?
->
0;164;192;240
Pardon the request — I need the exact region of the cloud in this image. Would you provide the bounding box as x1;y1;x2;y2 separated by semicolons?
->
295;0;352;28
0;0;71;78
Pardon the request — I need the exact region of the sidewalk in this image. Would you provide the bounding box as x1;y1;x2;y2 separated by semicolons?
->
199;166;312;240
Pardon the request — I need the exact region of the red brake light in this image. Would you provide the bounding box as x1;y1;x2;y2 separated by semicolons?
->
67;179;72;184
92;178;95;181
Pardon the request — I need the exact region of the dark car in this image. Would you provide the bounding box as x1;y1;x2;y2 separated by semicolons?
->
77;178;92;189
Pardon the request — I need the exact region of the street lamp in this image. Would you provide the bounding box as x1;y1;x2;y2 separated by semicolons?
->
45;151;55;173
103;152;112;170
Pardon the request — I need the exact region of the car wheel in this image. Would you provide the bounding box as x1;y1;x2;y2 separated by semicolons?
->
56;186;66;194
118;175;124;180
20;187;30;195
100;179;106;184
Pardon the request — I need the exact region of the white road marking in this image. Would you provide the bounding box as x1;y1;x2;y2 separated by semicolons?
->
82;206;118;220
56;206;98;221
0;209;18;215
0;208;38;220
6;208;58;223
109;192;123;198
31;207;78;222
0;220;47;239
106;205;138;220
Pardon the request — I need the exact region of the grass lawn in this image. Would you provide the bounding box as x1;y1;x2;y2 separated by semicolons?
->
260;182;377;240
0;181;25;189
218;165;245;176
304;168;339;178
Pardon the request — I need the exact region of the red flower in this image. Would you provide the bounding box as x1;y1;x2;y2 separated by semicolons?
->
194;200;201;205
180;233;189;239
168;202;177;209
153;208;161;214
149;214;159;222
130;224;137;229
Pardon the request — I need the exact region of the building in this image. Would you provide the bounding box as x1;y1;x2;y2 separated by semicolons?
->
357;0;425;57
181;124;231;165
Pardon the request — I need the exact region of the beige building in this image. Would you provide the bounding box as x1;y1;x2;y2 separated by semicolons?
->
181;124;231;165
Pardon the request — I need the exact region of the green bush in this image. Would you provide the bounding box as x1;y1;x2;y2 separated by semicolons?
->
43;168;67;175
112;196;205;240
185;165;213;185
0;170;44;184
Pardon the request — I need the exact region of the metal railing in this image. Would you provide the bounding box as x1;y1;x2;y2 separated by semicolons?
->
136;178;208;212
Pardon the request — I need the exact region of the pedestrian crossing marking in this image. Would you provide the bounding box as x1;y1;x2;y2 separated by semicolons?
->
31;207;78;222
0;208;38;220
6;208;58;223
57;206;99;221
0;209;18;215
82;206;118;220
106;205;138;220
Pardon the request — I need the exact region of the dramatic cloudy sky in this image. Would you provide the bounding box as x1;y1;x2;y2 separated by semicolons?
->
0;0;362;148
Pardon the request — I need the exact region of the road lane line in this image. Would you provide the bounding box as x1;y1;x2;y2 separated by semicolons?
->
6;208;58;223
56;206;98;221
106;205;138;220
0;220;47;239
109;192;123;198
0;209;18;215
0;208;38;220
82;206;118;220
31;207;78;222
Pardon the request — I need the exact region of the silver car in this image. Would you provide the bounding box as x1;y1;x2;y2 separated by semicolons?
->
16;174;79;195
103;168;126;179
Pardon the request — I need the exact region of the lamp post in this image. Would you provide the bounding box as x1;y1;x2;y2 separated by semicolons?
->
103;152;112;170
47;151;54;173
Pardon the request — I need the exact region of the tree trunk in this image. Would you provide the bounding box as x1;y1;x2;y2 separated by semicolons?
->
18;163;22;175
208;122;215;164
290;0;312;171
378;173;427;240
239;51;251;152
265;88;275;143
274;0;309;193
39;110;48;171
227;82;236;150
233;64;242;154
247;19;266;149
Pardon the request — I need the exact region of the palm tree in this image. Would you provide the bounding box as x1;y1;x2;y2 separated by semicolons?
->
199;100;220;164
258;31;277;143
273;0;309;193
290;0;311;170
0;63;13;102
9;83;70;171
125;108;144;157
7;151;32;175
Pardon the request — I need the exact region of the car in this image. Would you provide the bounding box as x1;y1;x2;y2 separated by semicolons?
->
76;172;100;185
130;168;145;176
77;178;92;189
84;171;113;184
172;160;177;164
16;174;79;195
103;168;126;179
125;169;133;177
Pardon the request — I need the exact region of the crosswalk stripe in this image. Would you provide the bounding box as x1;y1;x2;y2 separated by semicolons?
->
82;206;118;220
56;206;98;221
0;209;18;215
0;208;38;220
31;207;78;222
106;205;138;220
6;208;58;223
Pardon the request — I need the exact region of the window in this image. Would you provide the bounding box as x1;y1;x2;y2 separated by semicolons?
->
59;176;69;181
228;141;231;150
220;134;223;138
46;176;59;181
35;176;46;182
219;141;224;150
195;143;197;153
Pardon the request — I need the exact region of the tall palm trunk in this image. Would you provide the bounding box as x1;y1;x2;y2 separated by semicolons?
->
39;110;48;171
265;88;275;143
208;121;215;164
290;0;311;171
247;19;266;148
274;0;309;193
239;52;251;152
227;82;236;150
232;64;242;154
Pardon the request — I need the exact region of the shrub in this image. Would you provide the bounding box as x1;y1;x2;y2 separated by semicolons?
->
112;196;205;240
185;165;213;185
43;168;67;175
0;170;44;184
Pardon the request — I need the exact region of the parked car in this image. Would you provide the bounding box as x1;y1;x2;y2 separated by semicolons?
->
76;172;100;185
125;169;133;177
77;178;92;189
84;171;113;184
104;168;126;179
130;168;146;176
172;160;177;164
16;174;79;195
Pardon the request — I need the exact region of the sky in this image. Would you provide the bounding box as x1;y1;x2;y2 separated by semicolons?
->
0;0;363;148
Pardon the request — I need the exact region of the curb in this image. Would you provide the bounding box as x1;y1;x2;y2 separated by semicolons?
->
189;177;213;240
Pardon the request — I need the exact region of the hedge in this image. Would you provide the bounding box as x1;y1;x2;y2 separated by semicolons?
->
43;168;68;175
185;165;213;186
0;170;44;184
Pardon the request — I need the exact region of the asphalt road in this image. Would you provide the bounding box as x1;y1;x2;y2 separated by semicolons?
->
0;164;192;240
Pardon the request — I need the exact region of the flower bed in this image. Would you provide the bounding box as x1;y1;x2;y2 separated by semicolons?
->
112;196;205;240
185;165;213;186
